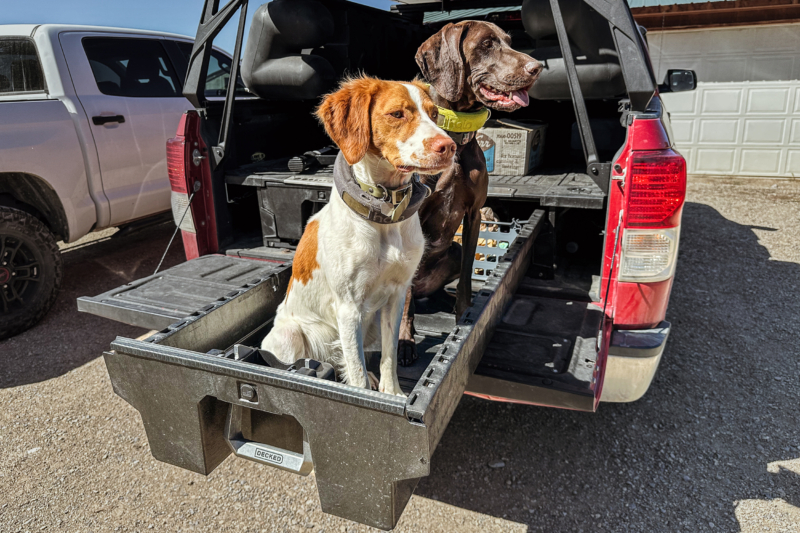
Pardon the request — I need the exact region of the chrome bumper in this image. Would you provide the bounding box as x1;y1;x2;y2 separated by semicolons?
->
600;321;671;403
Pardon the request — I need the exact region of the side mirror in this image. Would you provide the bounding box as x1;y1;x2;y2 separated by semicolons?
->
659;69;697;93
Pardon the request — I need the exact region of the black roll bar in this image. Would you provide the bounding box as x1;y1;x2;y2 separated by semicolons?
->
183;0;250;168
541;0;656;193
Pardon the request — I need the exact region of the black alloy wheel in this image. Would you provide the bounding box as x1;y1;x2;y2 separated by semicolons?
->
0;207;62;340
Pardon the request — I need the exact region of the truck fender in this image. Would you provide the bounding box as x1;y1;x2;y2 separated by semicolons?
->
0;172;70;242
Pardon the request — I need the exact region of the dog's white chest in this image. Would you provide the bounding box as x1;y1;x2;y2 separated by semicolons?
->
360;222;423;308
380;226;420;272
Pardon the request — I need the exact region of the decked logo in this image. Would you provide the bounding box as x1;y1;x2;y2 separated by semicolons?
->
254;447;284;465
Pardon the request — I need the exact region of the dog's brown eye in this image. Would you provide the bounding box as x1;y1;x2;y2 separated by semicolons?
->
431;110;438;121
482;39;493;49
390;111;404;119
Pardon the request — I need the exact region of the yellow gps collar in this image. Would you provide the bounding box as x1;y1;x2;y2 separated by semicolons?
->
435;106;490;133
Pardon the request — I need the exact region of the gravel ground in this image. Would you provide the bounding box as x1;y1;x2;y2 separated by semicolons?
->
1;177;799;533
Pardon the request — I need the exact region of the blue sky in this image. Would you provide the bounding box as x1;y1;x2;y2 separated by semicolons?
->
4;0;394;53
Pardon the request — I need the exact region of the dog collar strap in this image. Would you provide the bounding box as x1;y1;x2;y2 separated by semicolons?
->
446;130;477;145
333;153;430;224
435;106;490;133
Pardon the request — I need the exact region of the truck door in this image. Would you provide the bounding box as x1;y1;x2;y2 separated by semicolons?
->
58;32;192;226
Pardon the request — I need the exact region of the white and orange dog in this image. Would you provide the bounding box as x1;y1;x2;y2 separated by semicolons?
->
261;77;456;395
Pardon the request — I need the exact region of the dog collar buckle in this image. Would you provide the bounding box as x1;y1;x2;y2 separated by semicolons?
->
358;179;412;206
388;184;412;205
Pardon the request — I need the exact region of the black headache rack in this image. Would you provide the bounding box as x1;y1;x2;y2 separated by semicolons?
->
81;212;544;530
396;0;657;193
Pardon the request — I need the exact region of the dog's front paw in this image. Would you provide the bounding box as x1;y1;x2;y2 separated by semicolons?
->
397;338;418;367
379;380;406;397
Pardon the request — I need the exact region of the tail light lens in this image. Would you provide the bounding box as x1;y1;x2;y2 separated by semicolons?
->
166;111;217;259
619;149;686;283
627;150;686;228
166;137;187;194
166;136;196;234
619;228;679;282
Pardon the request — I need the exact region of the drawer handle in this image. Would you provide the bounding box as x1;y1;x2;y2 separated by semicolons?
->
224;403;313;476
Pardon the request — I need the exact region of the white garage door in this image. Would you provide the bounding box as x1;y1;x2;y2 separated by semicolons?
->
647;23;800;178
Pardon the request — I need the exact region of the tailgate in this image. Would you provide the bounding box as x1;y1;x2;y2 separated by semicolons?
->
78;212;544;530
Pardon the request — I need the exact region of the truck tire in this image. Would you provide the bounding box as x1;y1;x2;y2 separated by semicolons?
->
0;207;62;340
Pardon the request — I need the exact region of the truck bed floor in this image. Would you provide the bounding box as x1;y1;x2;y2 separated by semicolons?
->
369;287;602;403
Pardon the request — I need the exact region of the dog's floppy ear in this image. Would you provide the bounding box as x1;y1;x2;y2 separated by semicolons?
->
415;22;466;102
315;78;377;165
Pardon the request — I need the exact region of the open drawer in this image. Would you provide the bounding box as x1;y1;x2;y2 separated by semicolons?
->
78;211;545;530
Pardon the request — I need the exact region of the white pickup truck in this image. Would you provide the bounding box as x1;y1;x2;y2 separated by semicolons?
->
0;24;239;339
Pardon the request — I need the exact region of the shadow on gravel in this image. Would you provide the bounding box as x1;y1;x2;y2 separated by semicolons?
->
0;223;184;389
415;202;800;532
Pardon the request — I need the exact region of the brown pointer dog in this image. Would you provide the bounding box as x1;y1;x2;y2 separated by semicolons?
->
398;21;541;365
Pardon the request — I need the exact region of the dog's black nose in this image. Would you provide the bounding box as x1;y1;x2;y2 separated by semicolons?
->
525;61;542;77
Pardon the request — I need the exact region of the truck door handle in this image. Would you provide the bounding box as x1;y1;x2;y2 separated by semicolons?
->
92;114;125;125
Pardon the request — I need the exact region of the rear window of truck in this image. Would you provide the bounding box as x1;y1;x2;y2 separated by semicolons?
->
0;39;45;94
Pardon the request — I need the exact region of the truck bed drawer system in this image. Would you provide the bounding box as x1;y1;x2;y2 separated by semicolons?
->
78;212;610;529
72;0;689;525
226;161;605;209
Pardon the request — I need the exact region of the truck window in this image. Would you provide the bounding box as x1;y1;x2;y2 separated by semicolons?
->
173;41;246;97
0;39;45;93
82;37;181;98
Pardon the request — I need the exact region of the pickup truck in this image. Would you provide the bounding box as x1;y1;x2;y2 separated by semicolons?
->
0;24;240;339
78;0;697;529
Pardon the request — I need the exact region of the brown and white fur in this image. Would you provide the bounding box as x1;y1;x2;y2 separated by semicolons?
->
261;77;456;395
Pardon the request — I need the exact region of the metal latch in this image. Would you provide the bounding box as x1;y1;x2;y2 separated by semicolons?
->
192;148;206;167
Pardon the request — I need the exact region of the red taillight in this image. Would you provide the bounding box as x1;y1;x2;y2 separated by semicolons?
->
166;111;218;260
166;136;188;194
627;150;686;228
